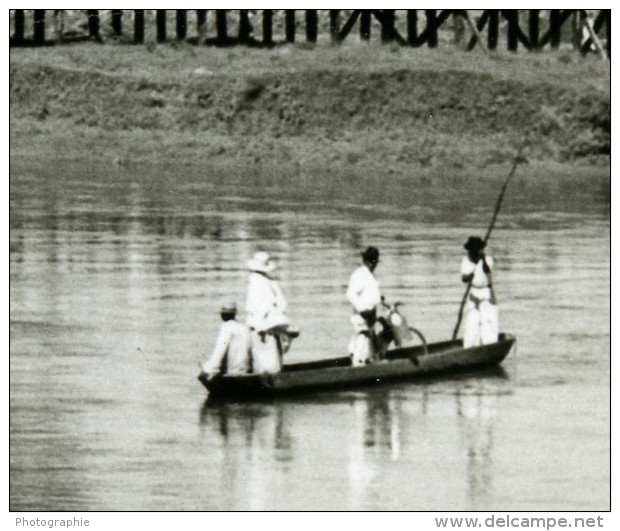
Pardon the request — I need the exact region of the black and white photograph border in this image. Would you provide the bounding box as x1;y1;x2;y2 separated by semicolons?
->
6;0;616;526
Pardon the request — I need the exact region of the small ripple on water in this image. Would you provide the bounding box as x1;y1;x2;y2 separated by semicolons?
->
517;377;569;388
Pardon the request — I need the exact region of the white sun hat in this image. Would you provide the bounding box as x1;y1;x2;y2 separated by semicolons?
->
246;251;276;273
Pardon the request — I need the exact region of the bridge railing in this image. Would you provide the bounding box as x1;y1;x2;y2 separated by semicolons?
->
9;9;610;59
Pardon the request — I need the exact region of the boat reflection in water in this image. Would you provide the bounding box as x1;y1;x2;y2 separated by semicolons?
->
198;367;510;511
199;400;295;510
347;390;402;508
455;380;506;510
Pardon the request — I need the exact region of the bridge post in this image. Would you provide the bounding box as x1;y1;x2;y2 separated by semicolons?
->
176;10;187;40
263;10;273;46
529;10;540;48
426;10;438;48
487;10;499;49
330;10;340;42
506;10;518;51
605;10;611;58
34;10;46;45
239;10;251;43
87;10;101;42
407;11;418;46
306;10;318;43
549;10;561;48
360;10;371;40
156;10;166;43
134;10;145;44
216;11;227;44
111;10;122;36
382;10;395;42
571;11;581;50
13;10;25;44
285;10;295;43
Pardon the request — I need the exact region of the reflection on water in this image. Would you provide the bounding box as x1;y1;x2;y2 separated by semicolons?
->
456;387;496;509
200;400;294;463
197;370;510;511
10;160;610;510
348;392;402;509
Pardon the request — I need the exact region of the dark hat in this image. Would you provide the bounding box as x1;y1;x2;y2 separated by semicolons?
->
220;302;237;314
361;246;380;264
464;236;486;252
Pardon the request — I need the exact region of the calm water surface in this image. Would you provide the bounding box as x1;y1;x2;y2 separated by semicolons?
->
10;160;610;511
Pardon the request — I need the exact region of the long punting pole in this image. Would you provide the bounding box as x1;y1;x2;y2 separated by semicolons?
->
451;140;527;341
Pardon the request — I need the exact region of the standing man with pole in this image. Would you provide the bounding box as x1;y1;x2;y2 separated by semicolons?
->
452;141;527;343
459;236;498;348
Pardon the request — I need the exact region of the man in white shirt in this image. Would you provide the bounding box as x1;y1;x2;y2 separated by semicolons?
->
201;302;252;380
245;251;289;373
346;246;383;365
460;236;499;348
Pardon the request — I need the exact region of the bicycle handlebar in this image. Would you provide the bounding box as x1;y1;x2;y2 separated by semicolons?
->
381;300;404;308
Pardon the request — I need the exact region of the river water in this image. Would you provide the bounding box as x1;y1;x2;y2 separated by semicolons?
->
9;159;610;511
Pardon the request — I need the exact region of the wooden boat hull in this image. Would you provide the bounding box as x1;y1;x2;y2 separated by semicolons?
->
199;333;515;399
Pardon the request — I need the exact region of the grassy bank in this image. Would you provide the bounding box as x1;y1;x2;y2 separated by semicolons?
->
10;43;610;174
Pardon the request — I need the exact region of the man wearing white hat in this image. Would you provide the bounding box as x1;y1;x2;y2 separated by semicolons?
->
201;302;252;380
245;251;289;373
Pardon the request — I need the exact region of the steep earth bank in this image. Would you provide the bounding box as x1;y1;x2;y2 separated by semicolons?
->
10;44;610;174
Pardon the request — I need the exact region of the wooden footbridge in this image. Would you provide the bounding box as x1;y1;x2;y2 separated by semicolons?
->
9;9;610;58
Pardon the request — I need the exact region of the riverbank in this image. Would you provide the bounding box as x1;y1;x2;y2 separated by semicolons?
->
10;43;610;176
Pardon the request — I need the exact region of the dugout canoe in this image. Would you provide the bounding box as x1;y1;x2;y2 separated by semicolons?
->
198;333;515;399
